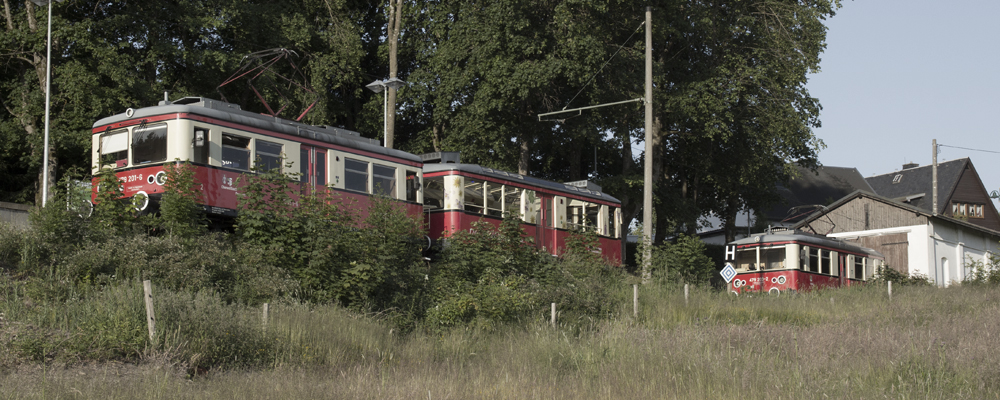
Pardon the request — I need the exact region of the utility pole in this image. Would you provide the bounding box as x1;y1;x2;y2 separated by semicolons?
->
642;6;653;283
932;139;938;216
386;0;403;149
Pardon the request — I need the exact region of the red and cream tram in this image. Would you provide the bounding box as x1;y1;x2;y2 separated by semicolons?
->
421;152;623;265
725;229;884;294
91;97;424;223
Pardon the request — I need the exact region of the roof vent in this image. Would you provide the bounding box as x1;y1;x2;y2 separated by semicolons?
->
420;151;461;164
565;180;602;192
902;162;919;169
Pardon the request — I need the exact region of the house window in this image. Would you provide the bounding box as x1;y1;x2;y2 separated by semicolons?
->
953;202;985;218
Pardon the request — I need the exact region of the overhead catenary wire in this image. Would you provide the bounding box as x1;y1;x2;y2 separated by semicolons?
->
561;21;646;111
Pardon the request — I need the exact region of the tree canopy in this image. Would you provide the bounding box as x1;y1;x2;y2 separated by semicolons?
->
0;0;839;242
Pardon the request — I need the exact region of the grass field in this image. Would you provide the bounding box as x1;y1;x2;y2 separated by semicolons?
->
2;283;998;399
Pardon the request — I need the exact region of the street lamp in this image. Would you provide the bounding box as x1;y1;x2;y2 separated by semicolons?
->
29;0;64;207
366;77;406;148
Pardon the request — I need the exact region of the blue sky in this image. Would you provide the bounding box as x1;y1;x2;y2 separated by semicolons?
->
807;0;1000;204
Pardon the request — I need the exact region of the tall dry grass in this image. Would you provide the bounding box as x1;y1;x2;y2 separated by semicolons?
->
4;283;1000;399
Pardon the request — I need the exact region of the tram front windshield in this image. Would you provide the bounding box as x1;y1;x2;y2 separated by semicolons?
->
735;246;786;271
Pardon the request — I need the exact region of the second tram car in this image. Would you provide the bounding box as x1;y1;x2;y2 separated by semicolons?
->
421;152;623;265
724;229;884;294
91;97;424;223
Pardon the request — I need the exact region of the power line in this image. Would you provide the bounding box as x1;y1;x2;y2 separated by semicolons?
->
939;144;1000;155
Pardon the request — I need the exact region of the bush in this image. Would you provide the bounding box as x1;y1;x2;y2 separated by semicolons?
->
649;234;716;286
873;264;932;286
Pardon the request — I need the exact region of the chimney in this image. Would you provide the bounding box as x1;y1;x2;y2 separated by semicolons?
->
902;162;919;170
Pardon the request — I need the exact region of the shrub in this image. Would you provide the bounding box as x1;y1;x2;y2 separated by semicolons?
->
649;234;716;286
873;264;932;286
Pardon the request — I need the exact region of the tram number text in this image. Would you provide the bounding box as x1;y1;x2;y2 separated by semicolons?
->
119;174;144;184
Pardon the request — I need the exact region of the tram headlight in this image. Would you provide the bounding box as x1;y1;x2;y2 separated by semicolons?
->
155;171;167;185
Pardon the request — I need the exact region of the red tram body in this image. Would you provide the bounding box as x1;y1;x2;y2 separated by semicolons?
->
725;229;884;294
91;97;623;264
91;97;424;223
421;154;623;265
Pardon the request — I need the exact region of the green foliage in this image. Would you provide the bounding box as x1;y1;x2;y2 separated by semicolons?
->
873;265;932;287
426;218;542;329
649;234;716;286
963;255;1000;286
159;161;206;238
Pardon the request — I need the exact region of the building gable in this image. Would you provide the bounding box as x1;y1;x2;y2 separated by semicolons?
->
795;194;928;235
944;162;1000;231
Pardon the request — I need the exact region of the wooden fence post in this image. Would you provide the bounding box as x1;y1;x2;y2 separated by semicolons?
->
262;302;269;331
633;284;638;317
142;280;155;342
684;284;689;306
551;303;556;327
888;281;892;301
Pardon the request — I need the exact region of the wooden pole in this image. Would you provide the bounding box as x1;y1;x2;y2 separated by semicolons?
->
888;281;893;301
551;303;557;327
684;284;689;306
641;6;654;283
633;284;639;317
142;280;156;342
262;302;269;331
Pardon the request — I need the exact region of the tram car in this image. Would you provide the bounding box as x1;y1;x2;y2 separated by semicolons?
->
91;96;424;224
421;152;623;265
724;229;884;294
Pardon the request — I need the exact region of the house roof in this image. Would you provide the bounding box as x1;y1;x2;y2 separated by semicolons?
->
865;158;968;215
765;165;875;224
791;189;1000;238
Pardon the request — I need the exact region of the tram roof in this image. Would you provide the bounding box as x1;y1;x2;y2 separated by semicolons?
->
730;230;884;257
422;163;621;204
92;97;422;164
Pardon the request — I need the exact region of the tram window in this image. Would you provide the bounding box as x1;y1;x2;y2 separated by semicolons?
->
423;177;444;208
485;182;503;217
345;158;369;192
808;247;821;273
373;164;396;197
132;123;168;165
820;250;831;275
405;170;419;202
503;186;523;218
256;140;283;172
761;247;785;270
736;250;755;271
100;130;128;166
852;256;865;280
192;128;209;164
221;134;251;170
464;179;484;213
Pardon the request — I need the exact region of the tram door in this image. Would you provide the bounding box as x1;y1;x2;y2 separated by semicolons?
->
838;254;847;287
300;147;327;190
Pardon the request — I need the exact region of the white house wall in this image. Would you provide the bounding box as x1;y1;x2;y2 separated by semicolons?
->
829;222;1000;287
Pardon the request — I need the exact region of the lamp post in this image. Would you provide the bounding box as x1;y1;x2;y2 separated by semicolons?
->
366;77;406;148
30;0;63;207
